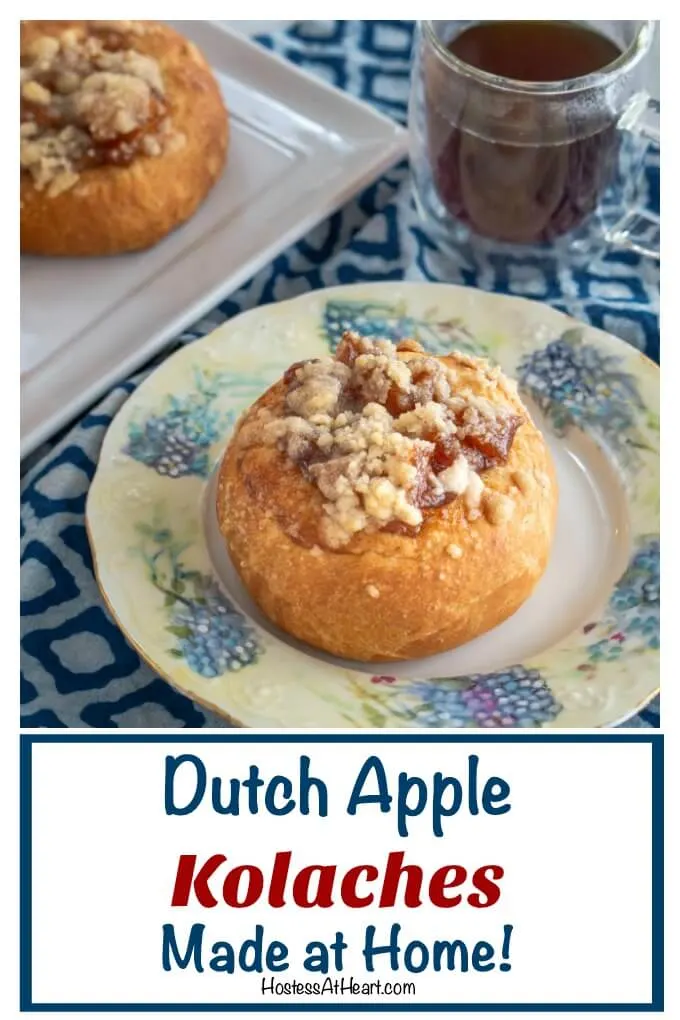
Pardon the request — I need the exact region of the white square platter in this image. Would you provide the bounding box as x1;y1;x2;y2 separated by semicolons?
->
20;20;407;457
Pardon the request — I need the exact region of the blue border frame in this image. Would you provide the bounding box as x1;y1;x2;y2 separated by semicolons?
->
19;732;663;1013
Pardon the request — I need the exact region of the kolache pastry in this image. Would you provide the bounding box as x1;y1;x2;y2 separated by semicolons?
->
217;332;557;662
20;20;228;256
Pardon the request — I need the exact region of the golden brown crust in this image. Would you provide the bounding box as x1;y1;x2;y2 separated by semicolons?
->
217;352;558;662
20;20;228;256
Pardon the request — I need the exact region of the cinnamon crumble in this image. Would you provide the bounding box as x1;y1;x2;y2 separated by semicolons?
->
244;332;524;548
20;23;182;197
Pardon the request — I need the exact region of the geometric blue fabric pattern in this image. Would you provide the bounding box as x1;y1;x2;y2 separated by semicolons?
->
20;21;660;727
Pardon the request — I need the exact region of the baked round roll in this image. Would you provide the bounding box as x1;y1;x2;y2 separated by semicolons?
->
217;332;557;661
20;20;228;256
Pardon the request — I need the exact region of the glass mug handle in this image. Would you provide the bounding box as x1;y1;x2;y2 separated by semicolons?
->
607;94;660;260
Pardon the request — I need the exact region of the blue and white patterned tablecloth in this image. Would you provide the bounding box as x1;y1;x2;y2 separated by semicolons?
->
20;21;660;728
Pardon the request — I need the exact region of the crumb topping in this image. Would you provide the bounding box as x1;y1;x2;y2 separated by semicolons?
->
483;490;515;526
20;22;184;197
245;332;524;548
512;469;533;494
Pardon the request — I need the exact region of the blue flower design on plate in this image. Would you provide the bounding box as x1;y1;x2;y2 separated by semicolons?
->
584;536;659;662
169;580;262;679
323;299;418;350
124;369;235;479
398;665;561;728
134;523;262;679
517;328;649;458
321;298;484;356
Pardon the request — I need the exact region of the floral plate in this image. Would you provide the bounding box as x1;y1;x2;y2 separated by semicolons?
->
86;283;659;727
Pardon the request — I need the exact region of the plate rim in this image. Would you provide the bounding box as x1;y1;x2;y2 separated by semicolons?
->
86;281;660;729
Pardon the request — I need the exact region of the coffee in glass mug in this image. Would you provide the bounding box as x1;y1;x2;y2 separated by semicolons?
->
410;21;659;258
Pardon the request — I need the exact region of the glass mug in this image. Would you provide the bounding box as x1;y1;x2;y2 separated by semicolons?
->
409;21;660;261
